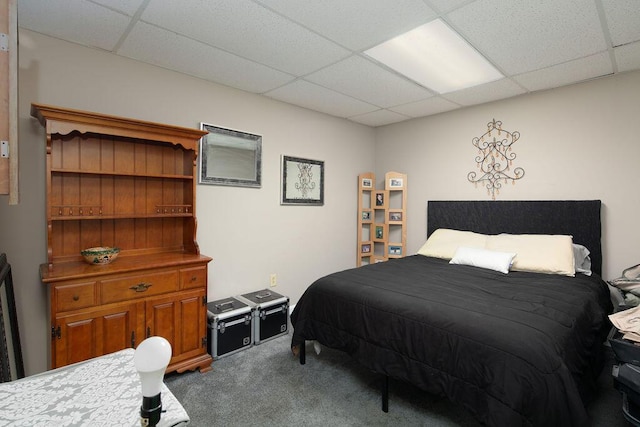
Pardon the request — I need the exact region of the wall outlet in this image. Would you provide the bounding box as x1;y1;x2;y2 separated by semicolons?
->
270;273;277;287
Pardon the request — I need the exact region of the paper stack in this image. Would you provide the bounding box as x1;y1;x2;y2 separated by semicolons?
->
610;305;640;343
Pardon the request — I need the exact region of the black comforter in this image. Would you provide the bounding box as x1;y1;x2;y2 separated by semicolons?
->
291;255;612;426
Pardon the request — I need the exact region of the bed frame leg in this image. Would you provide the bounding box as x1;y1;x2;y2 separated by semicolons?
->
299;341;306;365
382;374;389;412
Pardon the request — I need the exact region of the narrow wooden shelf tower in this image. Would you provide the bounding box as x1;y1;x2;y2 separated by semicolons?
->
357;172;407;266
33;103;213;373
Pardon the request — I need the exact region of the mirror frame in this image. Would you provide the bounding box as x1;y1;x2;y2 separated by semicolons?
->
199;123;262;188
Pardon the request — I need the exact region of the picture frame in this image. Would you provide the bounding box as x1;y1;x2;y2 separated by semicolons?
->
389;246;402;256
389;178;404;188
361;211;371;221
199;123;262;188
389;212;402;221
375;226;384;239
0;253;24;383
361;178;373;188
374;191;386;207
281;155;324;205
361;243;371;254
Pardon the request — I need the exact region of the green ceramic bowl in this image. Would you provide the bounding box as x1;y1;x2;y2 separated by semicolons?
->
80;246;120;265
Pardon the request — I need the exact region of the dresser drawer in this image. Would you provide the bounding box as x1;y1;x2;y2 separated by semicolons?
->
53;281;97;312
101;270;178;304
180;266;207;290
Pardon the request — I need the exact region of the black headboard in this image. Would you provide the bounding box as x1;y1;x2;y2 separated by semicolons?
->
427;200;602;276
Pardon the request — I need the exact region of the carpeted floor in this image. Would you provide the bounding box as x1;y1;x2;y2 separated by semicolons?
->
165;331;629;426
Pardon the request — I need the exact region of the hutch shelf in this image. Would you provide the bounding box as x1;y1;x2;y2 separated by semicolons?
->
33;103;213;373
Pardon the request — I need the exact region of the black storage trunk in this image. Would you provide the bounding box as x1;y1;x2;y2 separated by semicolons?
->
207;297;253;360
611;330;640;365
236;289;289;344
610;328;640;425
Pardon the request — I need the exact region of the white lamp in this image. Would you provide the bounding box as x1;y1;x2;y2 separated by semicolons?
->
134;336;172;427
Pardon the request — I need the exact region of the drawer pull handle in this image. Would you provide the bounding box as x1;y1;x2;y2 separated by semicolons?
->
191;276;197;282
73;295;79;301
129;283;152;292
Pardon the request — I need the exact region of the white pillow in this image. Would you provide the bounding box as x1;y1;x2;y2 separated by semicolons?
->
572;243;592;276
449;247;516;274
417;229;488;260
486;234;575;276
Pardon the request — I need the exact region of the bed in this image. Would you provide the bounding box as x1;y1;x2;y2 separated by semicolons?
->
290;200;612;427
0;348;189;426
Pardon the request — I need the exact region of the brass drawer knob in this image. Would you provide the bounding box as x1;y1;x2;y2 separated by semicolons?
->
129;283;152;292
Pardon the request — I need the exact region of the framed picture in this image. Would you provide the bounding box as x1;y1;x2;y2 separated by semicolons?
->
199;123;262;188
361;243;371;254
375;226;384;239
389;212;402;221
389;246;402;256
361;211;371;220
281;155;324;205
361;178;373;188
375;191;385;207
389;178;404;188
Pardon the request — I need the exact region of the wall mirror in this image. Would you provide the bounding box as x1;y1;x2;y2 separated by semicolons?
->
199;123;262;188
0;253;24;382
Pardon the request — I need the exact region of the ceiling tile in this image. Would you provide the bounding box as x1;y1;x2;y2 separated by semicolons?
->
601;0;640;47
140;0;349;76
390;97;460;118
426;0;476;14
442;79;526;106
513;52;613;92
265;80;379;118
18;0;130;51
615;41;640;73
16;0;640;127
349;109;413;127
305;56;434;108
118;22;295;93
447;0;607;75
255;0;437;50
91;0;146;16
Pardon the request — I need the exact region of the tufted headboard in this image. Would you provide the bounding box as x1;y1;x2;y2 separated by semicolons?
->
427;200;602;276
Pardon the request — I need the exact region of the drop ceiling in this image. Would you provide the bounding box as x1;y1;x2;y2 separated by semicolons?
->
17;0;640;127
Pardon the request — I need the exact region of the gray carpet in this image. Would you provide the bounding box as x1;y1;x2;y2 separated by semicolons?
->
164;332;629;426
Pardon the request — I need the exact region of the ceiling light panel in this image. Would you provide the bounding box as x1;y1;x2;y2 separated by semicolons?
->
364;19;503;94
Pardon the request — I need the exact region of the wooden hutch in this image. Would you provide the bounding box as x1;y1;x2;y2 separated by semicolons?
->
34;103;213;373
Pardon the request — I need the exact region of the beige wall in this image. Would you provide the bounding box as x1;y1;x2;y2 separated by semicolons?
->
2;29;639;376
0;30;375;375
375;70;640;280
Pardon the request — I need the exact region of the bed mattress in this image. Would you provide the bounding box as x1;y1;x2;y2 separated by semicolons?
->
291;255;612;426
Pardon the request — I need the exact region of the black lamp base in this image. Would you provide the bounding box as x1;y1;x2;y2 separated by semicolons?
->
140;393;162;427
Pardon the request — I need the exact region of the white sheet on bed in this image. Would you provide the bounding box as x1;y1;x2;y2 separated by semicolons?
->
0;349;189;427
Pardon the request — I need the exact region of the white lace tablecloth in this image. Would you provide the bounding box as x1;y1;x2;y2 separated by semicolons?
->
0;349;189;427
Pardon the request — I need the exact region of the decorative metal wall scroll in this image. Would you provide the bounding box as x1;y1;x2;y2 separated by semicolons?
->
467;119;524;200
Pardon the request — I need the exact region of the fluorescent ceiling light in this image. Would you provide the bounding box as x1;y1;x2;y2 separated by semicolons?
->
365;19;503;94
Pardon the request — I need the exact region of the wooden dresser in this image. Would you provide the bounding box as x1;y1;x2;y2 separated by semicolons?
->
33;103;213;373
